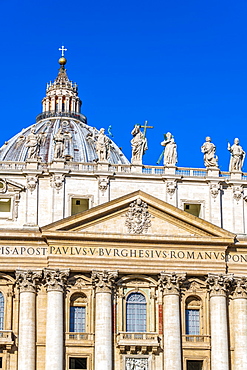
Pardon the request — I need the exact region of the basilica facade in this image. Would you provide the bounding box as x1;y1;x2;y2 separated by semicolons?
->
0;52;247;370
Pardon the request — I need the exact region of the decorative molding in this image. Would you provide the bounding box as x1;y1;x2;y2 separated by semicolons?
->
50;174;64;193
43;268;70;292
125;198;152;234
98;176;109;193
16;269;42;293
233;185;243;202
210;183;221;199
206;273;233;296
166;181;177;198
159;272;186;295
125;358;148;370
232;277;247;299
26;176;38;193
92;270;118;293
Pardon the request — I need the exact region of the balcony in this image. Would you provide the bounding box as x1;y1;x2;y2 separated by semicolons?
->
0;330;14;348
182;334;210;349
116;332;160;354
65;332;94;347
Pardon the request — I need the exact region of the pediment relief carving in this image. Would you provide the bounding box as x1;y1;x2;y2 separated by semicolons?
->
0;178;25;193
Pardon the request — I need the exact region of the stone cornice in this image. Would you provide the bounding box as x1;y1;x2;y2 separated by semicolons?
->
92;270;118;293
16;269;42;293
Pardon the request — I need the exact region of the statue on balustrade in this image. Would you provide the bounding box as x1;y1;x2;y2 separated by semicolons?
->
161;132;177;166
95;128;110;162
228;138;245;172
25;128;40;160
53;128;65;159
131;125;147;164
201;136;218;167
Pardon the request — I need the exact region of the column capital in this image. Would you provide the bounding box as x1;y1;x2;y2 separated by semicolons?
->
159;272;186;295
232;276;247;299
44;268;70;292
207;273;233;296
16;269;42;293
92;270;118;293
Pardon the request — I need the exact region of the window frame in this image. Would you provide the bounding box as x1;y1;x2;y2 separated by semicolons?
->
125;291;147;333
68;194;94;217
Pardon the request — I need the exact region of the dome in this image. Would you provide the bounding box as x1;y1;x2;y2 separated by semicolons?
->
0;54;129;165
0;119;129;164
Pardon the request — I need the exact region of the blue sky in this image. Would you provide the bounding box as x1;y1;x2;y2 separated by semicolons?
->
0;0;247;170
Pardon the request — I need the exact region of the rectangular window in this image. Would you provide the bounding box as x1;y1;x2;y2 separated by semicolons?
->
186;309;200;335
184;203;201;217
69;357;87;369
71;198;89;216
0;199;11;213
0;357;2;368
187;360;203;370
70;306;86;332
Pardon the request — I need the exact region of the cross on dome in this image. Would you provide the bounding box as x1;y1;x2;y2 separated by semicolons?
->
59;45;67;57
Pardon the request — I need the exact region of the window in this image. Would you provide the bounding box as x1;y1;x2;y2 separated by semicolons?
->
187;360;203;370
70;306;86;332
70;294;87;333
185;296;201;336
126;292;146;332
184;203;201;217
0;199;11;213
69;357;87;369
0;293;4;331
186;310;199;335
71;198;89;216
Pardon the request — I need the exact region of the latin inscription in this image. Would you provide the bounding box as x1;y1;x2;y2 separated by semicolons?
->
0;246;246;263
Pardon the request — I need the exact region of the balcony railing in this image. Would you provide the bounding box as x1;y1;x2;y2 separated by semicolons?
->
36;111;87;123
117;332;159;345
182;334;210;343
0;330;14;344
65;332;94;341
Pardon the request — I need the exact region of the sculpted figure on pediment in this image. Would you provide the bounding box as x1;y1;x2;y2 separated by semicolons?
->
228;138;245;172
201;136;218;167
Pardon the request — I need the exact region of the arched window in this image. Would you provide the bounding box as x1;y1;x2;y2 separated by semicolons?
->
0;292;4;331
70;294;87;333
185;296;201;335
126;292;146;332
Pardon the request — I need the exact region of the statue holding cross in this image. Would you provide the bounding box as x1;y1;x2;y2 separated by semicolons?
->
131;121;153;165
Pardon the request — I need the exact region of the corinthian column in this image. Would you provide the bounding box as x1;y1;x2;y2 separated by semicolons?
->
44;268;70;370
232;277;247;369
92;270;118;370
207;273;232;370
16;269;42;370
159;272;186;370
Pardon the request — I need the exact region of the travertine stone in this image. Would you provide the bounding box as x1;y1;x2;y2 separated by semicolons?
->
16;269;42;370
44;269;69;370
159;272;186;370
93;270;118;370
232;277;247;369
207;274;232;370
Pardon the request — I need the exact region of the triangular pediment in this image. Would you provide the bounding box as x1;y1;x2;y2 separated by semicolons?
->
42;191;235;244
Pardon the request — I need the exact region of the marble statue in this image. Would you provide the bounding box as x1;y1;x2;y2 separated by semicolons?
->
131;125;147;163
201;136;218;167
53;128;65;159
25;128;40;160
228;138;245;172
161;132;177;166
96;128;110;162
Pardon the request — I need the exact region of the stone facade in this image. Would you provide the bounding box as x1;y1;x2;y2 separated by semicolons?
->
0;54;247;370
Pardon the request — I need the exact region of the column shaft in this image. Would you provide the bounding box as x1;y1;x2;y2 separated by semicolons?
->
45;290;63;370
233;298;247;368
95;292;112;370
210;295;229;370
163;294;182;370
18;291;36;370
